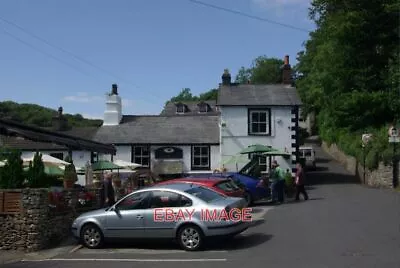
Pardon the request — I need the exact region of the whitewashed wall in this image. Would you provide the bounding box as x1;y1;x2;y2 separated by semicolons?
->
219;106;293;173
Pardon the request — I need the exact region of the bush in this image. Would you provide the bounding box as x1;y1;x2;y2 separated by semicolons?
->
0;149;24;189
26;152;50;188
319;124;394;171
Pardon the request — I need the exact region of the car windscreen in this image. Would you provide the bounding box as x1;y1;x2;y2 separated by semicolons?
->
185;186;225;203
214;180;237;192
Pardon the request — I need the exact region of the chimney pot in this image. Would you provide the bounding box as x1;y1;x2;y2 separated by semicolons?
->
221;69;231;86
111;84;118;95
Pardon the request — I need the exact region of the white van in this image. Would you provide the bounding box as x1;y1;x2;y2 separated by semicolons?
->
299;146;316;170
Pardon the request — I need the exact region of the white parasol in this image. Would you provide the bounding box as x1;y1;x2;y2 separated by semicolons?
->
113;159;142;170
22;154;71;166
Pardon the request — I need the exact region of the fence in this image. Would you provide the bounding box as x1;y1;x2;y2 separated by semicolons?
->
0;190;22;214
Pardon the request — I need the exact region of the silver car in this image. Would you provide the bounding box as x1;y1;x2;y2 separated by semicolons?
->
71;183;250;251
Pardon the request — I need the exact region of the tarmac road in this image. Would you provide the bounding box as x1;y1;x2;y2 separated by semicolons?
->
3;145;400;268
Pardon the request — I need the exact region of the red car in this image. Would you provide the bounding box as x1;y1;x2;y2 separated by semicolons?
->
155;178;246;199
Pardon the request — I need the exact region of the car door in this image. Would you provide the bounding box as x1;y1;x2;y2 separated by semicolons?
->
104;191;151;238
144;190;193;238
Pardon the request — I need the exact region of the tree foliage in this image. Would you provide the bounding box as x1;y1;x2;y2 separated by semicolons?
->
0;149;24;189
166;88;218;104
26;152;47;188
0;101;102;128
296;0;400;169
235;56;284;84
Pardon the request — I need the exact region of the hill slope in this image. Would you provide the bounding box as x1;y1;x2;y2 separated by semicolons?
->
0;101;102;128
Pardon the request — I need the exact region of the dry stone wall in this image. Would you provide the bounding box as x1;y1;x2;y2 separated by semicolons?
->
0;188;102;252
322;142;397;188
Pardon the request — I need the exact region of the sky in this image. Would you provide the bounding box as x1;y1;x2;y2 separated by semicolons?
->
0;0;315;119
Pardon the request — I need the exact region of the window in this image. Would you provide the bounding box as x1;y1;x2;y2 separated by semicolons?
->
50;153;64;160
185;186;224;203
149;191;192;208
116;191;150;210
191;146;210;170
214;180;236;192
248;153;269;173
198;103;210;113
176;103;187;114
132;146;150;167
248;109;270;135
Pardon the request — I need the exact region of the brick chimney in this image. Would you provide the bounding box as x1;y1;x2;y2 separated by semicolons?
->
221;69;231;86
281;55;292;84
52;106;68;131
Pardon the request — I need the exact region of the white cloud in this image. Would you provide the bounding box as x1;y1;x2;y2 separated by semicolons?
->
62;92;103;103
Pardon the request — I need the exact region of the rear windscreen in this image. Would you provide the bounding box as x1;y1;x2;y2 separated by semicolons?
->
214;180;236;192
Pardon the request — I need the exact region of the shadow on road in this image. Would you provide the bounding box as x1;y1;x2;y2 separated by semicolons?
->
307;172;359;185
206;233;272;251
101;232;272;251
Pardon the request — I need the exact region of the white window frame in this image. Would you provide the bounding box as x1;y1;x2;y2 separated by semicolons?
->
248;109;270;135
191;145;210;170
198;103;209;113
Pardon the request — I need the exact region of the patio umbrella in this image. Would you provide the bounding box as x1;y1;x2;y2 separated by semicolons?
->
240;144;274;154
91;160;124;171
23;165;64;177
85;161;93;185
0;160;5;167
22;154;70;167
113;159;142;170
263;148;291;157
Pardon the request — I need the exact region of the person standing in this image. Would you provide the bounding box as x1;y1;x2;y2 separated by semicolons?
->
295;162;309;201
103;173;115;207
271;160;285;203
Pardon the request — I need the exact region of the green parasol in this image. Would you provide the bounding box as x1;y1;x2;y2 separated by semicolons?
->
24;165;64;177
263;148;291;157
240;144;274;154
91;160;123;171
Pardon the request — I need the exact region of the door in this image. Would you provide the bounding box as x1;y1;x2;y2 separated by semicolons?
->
144;190;193;238
104;191;151;238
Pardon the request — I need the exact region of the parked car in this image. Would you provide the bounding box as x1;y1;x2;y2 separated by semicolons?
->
187;157;271;206
155;177;246;200
71;183;249;251
299;146;316;171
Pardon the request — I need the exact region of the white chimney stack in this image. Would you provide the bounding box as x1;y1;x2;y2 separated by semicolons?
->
103;84;122;126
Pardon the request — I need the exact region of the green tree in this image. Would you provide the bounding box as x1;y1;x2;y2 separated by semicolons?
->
235;56;284;84
166;88;218;104
0;149;24;189
26;152;46;188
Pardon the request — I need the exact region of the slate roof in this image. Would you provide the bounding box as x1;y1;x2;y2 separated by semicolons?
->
93;115;220;144
0;135;68;150
217;84;302;106
0;119;115;154
160;100;220;116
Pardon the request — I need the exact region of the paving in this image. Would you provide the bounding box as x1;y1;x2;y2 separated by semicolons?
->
2;144;400;268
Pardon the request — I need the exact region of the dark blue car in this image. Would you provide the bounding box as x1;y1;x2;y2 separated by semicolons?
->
186;157;271;206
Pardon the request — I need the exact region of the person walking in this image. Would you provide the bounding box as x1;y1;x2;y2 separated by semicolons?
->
102;173;115;207
295;162;309;201
271;160;285;203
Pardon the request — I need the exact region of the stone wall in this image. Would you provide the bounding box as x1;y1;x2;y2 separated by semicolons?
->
0;188;101;252
322;142;397;188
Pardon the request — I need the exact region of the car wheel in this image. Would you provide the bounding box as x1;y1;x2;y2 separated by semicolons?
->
80;223;104;249
177;224;204;251
244;191;253;206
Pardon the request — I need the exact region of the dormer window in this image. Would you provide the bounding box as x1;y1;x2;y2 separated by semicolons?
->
198;102;210;113
175;103;187;114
